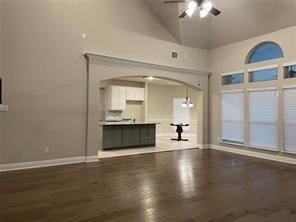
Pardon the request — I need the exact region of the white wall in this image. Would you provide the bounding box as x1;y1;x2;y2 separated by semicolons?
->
1;0;209;164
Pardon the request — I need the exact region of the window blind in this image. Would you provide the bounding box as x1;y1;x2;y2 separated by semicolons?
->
284;87;296;153
221;91;244;144
248;89;278;150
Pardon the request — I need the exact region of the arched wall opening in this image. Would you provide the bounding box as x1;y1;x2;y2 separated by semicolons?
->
84;53;210;159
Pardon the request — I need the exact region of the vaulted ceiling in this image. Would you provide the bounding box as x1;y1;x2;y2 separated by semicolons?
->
144;0;296;49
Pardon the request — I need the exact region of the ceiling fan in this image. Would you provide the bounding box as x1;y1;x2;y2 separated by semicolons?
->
163;0;221;18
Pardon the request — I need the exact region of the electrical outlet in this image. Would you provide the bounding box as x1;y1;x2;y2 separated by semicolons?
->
0;104;8;112
44;147;50;154
81;33;87;39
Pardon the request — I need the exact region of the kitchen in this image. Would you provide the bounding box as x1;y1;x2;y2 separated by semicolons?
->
98;76;201;158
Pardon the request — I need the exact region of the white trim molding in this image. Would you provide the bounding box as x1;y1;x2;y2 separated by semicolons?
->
248;64;278;72
85;155;99;163
84;52;210;76
221;70;244;76
282;61;296;67
210;144;296;165
0;156;99;172
247;87;277;92
220;89;244;94
283;85;296;89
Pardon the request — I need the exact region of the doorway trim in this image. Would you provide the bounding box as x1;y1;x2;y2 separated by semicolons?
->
84;52;211;159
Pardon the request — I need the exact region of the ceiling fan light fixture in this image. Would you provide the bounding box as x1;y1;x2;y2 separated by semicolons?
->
200;8;209;18
202;1;213;12
186;1;197;17
200;1;213;18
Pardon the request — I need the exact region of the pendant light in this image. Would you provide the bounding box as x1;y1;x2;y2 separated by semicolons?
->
182;87;194;108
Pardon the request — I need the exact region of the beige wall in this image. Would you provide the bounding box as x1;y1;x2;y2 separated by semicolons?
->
209;26;296;155
1;0;209;164
147;83;200;135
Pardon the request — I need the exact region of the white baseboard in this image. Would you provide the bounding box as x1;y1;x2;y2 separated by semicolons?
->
3;144;296;172
85;155;99;163
0;155;99;172
198;144;211;149
210;144;296;165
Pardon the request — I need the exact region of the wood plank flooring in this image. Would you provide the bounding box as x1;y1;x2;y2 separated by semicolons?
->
1;149;296;222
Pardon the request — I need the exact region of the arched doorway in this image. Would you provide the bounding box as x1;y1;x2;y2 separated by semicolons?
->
84;53;210;160
98;76;202;158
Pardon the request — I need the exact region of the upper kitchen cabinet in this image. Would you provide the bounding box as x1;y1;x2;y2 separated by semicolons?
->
126;87;144;101
105;86;127;111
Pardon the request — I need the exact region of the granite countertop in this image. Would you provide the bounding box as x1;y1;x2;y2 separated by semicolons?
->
99;121;161;126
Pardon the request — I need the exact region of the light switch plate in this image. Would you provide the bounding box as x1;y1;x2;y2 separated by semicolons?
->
0;104;8;112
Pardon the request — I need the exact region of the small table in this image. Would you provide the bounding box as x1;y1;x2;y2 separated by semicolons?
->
170;123;189;141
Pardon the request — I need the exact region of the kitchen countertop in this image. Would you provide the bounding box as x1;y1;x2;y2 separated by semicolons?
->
99;121;161;126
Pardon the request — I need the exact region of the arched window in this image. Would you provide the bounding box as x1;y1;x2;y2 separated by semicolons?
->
246;42;284;64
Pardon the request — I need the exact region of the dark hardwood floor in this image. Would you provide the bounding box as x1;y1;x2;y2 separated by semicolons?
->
1;149;296;222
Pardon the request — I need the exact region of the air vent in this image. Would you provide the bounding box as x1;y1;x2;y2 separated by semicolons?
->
172;51;178;59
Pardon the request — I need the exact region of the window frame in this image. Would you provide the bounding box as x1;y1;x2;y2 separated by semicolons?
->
221;71;244;85
220;90;244;145
283;61;296;79
283;85;296;154
247;87;278;151
248;65;278;83
245;41;284;64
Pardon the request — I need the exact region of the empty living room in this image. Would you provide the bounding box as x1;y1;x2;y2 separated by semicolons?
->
1;0;296;221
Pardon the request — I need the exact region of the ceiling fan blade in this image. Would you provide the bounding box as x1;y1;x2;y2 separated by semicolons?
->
210;7;221;16
163;0;188;3
179;11;187;18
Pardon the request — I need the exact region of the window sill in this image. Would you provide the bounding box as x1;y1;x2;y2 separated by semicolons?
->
0;104;8;112
282;150;296;155
219;141;245;147
247;145;278;152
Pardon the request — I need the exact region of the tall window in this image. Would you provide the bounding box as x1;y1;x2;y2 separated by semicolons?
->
246;42;283;64
284;87;296;153
248;89;278;150
221;91;244;144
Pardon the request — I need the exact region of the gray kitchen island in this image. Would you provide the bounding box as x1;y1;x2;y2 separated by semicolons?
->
99;122;159;150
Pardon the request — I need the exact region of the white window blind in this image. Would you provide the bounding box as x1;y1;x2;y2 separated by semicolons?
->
248;89;278;150
284;87;296;153
221;91;244;144
173;98;190;131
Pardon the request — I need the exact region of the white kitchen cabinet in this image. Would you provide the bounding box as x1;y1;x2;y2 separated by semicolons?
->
105;86;127;110
126;87;144;101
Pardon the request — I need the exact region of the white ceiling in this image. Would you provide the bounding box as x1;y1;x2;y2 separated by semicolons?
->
144;0;296;49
